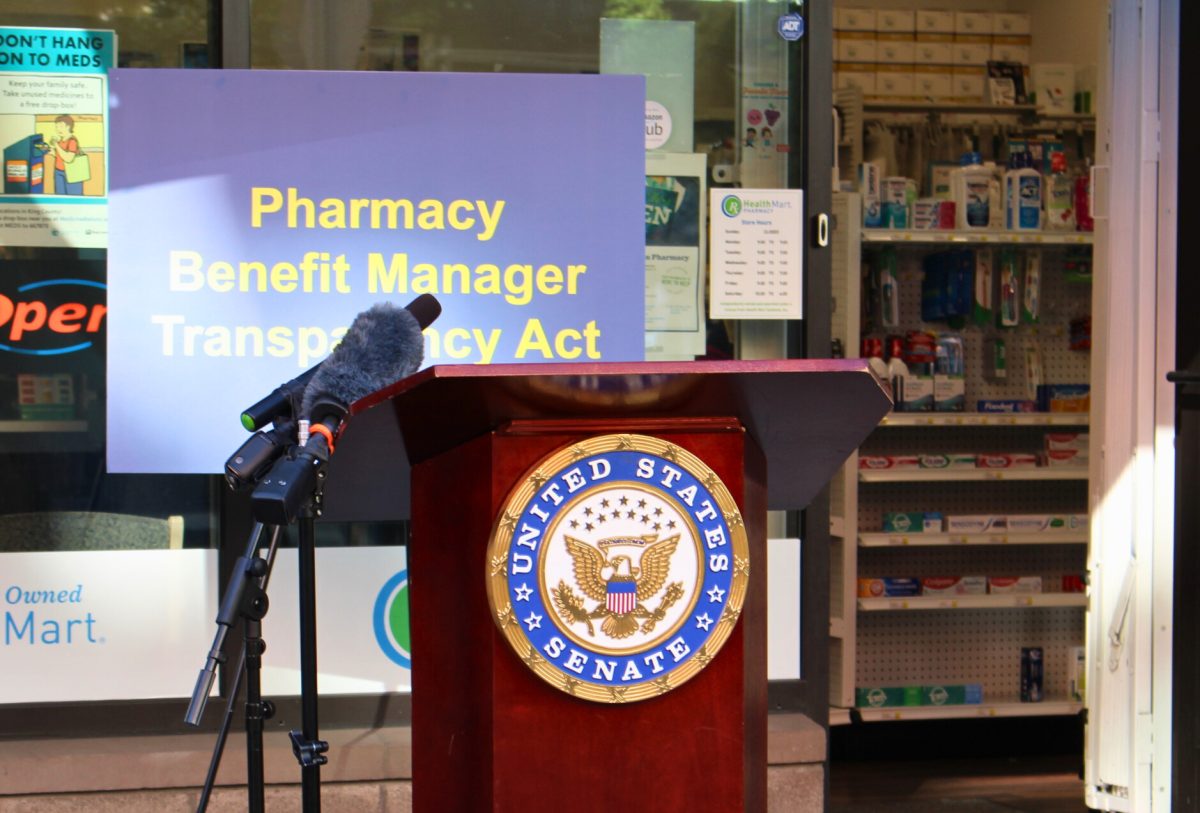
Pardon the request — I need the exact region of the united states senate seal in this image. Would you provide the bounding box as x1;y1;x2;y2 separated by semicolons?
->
486;433;749;703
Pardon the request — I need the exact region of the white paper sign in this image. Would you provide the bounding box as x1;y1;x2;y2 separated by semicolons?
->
709;188;803;319
0;550;217;703
260;546;411;696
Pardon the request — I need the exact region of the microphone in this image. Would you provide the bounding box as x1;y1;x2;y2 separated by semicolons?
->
299;294;439;426
250;294;441;525
239;366;320;432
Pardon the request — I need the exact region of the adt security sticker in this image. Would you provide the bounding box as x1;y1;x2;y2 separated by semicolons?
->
778;13;805;41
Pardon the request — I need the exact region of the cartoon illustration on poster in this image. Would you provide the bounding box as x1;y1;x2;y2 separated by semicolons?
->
0;27;115;248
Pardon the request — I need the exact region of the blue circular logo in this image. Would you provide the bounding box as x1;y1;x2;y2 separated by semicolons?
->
721;195;743;217
486;434;749;703
777;12;805;41
373;570;411;668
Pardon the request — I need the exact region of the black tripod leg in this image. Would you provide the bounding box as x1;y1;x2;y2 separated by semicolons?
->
293;513;327;812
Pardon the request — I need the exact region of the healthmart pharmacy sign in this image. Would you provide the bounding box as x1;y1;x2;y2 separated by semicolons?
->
1;550;217;703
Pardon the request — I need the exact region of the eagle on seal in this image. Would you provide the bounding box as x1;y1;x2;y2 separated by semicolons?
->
552;534;682;639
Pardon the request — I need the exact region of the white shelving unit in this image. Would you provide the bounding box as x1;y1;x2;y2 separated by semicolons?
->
862;229;1094;246
858;593;1087;611
859;468;1088;483
859;531;1088;547
828;193;1091;724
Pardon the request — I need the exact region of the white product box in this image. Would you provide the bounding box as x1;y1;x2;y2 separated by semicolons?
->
993;12;1032;35
921;576;988;596
991;40;1031;65
1032;63;1077;114
836;67;878;95
988;576;1043;595
946;515;1007;534
1046;432;1090;452
914;67;954;100
951;67;986;102
954;11;994;35
976;453;1039;469
952;39;991;66
914;36;954;65
1006;514;1088;533
877;9;916;33
876;68;916;99
916;10;955;34
876;34;916;64
859;455;921;470
918;453;976;470
836;32;878;63
1068;646;1086;701
835;7;877;32
1045;449;1089;467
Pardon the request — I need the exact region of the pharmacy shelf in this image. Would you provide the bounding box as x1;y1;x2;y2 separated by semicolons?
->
862;229;1094;246
879;412;1090;428
859;468;1089;483
858;594;1087;611
859;531;1087;548
0;420;87;433
840;699;1083;723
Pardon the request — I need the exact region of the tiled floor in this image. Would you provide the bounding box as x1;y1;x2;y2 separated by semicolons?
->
830;755;1090;812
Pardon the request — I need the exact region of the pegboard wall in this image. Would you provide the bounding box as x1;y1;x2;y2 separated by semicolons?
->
862;243;1092;407
855;607;1085;704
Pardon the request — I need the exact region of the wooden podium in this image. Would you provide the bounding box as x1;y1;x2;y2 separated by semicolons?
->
325;360;889;812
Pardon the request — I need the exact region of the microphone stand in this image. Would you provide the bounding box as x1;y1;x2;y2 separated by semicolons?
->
249;419;338;813
292;506;327;812
186;521;283;813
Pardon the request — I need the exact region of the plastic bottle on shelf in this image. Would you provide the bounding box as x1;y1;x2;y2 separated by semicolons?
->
886;335;911;409
1075;160;1094;232
1044;150;1076;231
1006;150;1043;231
953;151;992;231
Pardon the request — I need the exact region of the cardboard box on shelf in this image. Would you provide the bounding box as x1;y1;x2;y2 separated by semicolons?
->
834;7;877;32
916;10;955;34
876;33;916;64
915;34;954;65
836;63;878;95
951;37;991;67
993;12;1032;35
954;11;994;35
836;31;878;63
877;9;916;33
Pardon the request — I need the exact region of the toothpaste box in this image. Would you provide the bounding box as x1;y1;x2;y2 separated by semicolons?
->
856;686;922;708
860;455;921;470
883;512;943;533
921;576;988;596
934;374;966;412
1038;384;1090;413
1005;514;1088;533
918;454;976;469
976;453;1040;469
921;683;983;706
858;577;922;598
1044;448;1089;467
1046;432;1089;452
899;374;935;412
1068;646;1086;702
988;576;1043;594
945;515;1007;533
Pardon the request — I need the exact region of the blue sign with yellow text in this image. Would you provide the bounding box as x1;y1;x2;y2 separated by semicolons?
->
106;70;646;473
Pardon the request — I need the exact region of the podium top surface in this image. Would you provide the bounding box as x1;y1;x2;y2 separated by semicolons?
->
323;359;889;521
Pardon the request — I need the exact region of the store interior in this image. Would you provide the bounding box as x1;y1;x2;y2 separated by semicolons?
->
829;1;1101;809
